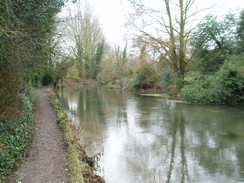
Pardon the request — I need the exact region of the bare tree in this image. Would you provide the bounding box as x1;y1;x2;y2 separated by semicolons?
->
127;0;200;79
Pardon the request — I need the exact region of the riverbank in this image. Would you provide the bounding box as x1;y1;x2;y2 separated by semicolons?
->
63;78;244;105
48;89;104;183
63;78;178;98
0;85;35;182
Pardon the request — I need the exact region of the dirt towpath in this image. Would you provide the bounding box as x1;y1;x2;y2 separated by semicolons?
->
12;89;69;183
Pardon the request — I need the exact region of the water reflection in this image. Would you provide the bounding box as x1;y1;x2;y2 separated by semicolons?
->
59;87;244;183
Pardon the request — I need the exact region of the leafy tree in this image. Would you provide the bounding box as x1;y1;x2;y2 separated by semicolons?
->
160;68;177;87
93;41;105;79
0;0;66;119
190;14;238;74
191;15;237;50
237;10;244;52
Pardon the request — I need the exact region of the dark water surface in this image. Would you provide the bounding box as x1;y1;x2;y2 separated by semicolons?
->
59;87;244;183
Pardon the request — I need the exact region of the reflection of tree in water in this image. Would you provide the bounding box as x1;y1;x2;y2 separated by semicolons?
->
61;87;131;150
58;88;81;126
237;146;244;178
181;105;244;180
134;96;159;128
120;98;190;183
165;107;188;183
156;101;244;183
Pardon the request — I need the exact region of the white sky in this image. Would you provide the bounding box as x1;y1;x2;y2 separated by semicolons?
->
61;0;244;47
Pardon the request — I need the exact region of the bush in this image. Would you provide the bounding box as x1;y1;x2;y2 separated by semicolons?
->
131;64;158;89
180;75;216;103
214;55;244;103
180;54;244;104
159;68;177;87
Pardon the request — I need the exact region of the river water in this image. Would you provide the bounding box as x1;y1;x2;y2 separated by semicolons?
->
59;87;244;183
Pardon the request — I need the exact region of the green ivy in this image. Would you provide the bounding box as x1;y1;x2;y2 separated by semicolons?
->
0;85;36;180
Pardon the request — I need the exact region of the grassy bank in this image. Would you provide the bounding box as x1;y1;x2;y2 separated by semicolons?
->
0;85;36;182
48;89;104;183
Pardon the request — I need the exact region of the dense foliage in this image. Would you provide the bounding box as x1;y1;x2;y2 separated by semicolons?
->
159;68;177;87
179;11;244;104
0;0;66;119
180;54;244;104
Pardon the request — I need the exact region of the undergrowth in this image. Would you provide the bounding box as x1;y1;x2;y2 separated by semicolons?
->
0;84;36;181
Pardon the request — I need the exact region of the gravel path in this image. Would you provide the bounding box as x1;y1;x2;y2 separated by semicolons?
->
12;89;69;183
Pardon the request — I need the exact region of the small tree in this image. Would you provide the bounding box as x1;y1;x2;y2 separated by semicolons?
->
93;41;105;79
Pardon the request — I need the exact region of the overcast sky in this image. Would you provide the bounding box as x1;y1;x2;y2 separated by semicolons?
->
61;0;244;47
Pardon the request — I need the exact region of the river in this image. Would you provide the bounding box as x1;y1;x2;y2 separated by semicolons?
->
59;87;244;183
